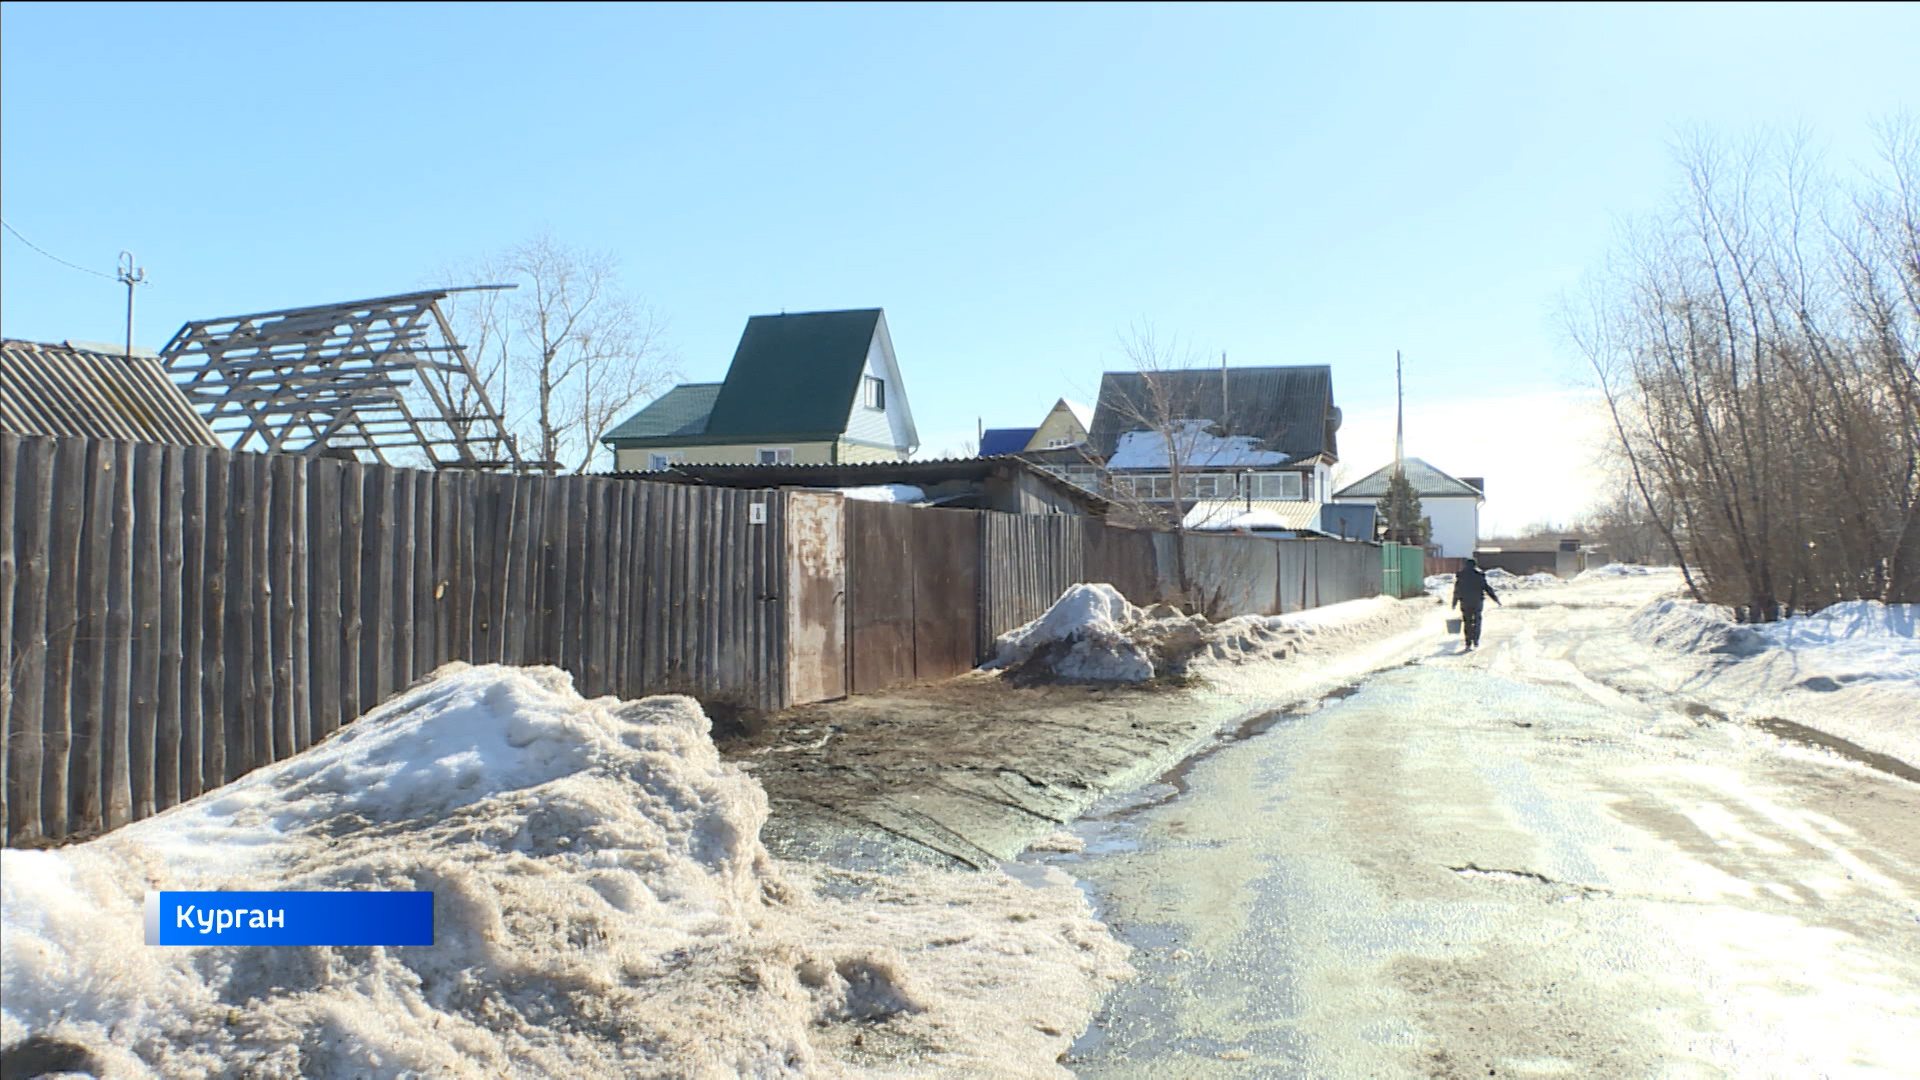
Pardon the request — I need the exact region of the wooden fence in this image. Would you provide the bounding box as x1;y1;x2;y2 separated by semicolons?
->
3;433;1389;846
0;434;787;845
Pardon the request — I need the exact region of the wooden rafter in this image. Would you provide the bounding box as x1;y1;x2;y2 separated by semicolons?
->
158;287;524;469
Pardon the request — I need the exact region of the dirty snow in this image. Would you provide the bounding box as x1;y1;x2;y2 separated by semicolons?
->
0;664;1130;1078
986;584;1160;683
837;484;924;504
987;584;1422;687
1105;422;1293;470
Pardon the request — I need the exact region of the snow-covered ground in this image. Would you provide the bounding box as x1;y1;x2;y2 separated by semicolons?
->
1;665;1129;1078
1626;591;1919;764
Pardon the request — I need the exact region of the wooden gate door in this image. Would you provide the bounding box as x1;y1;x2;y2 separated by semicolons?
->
846;500;915;693
911;507;980;681
784;490;846;705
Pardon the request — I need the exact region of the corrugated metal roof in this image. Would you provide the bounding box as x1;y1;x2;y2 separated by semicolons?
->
978;427;1037;455
613;455;1112;513
1;338;221;446
1087;365;1337;461
600;383;723;443
1184;499;1324;531
1333;457;1484;499
704;309;882;439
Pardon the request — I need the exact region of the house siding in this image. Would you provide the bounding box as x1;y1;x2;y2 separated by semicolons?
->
1331;493;1479;556
1027;404;1088;450
614;441;841;471
841;332;906;451
835;439;904;463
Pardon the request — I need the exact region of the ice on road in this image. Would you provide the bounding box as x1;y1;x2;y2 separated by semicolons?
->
1050;572;1920;1077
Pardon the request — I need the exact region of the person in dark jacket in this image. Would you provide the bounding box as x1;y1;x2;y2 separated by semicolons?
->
1451;557;1501;651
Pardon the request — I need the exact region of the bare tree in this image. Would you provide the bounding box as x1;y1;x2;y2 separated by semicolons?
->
1095;323;1230;608
1566;122;1920;616
436;234;676;473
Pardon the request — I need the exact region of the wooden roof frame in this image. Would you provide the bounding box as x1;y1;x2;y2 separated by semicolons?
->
158;287;524;469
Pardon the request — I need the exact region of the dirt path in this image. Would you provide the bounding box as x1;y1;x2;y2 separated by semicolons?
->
723;597;1434;870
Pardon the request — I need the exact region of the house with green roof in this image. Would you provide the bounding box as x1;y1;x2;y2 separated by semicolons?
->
601;308;919;471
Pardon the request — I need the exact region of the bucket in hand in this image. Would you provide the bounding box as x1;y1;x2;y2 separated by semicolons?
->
1446;617;1463;633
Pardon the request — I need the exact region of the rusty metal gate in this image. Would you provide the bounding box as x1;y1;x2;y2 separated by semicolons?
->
784;491;846;705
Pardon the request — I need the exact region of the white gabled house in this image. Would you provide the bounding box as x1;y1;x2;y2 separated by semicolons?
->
1331;457;1485;557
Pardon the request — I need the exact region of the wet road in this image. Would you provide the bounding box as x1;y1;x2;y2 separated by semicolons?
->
1048;579;1920;1078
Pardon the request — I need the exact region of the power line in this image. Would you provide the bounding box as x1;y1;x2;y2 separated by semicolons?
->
1;218;116;280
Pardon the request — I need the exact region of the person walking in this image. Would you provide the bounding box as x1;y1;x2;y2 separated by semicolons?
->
1451;557;1501;651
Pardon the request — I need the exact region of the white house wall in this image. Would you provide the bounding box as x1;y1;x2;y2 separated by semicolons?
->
839;319;917;455
1423;497;1480;557
1329;494;1480;556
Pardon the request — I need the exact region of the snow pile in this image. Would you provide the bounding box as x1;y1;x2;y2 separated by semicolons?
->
838;483;924;504
987;585;1417;686
1;665;1130;1078
1577;562;1662;578
987;584;1163;683
1426;570;1560;595
1631;598;1772;658
1484;568;1562;590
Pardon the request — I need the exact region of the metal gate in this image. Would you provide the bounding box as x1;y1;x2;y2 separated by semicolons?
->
784;491;846;705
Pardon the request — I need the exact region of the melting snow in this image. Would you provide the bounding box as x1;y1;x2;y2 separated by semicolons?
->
1104;422;1294;470
0;665;1130;1077
837;484;924;504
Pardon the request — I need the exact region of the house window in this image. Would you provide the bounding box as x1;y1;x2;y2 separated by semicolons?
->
1045;437;1074;448
1064;466;1099;492
757;447;794;465
862;376;885;410
647;452;674;471
1252;472;1304;500
1181;473;1232;500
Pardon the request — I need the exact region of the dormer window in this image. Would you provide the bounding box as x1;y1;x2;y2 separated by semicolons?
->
862;375;885;410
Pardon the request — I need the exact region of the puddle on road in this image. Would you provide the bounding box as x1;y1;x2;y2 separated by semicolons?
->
1750;716;1920;784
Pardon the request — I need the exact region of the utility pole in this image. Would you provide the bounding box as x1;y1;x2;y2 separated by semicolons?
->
1391;349;1405;542
117;251;146;359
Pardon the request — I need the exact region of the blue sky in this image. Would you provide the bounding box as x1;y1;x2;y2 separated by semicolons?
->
4;3;1914;531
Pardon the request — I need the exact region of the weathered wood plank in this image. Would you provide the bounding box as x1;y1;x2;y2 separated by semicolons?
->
452;470;475;662
431;472;454;669
477;472;509;662
0;435;16;843
542;478;568;669
290;458;311;753
414;469;436;675
338;461;364;725
363;466;396;710
130;443;161;818
309;461;343;740
392;468;416;690
268;453;297;764
222;452;257;786
582;481;609;697
197;446;227;797
501;475;534;666
154;444;186;814
178;445;207;801
39;439;87;839
6;439;55;841
560;476;583;680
